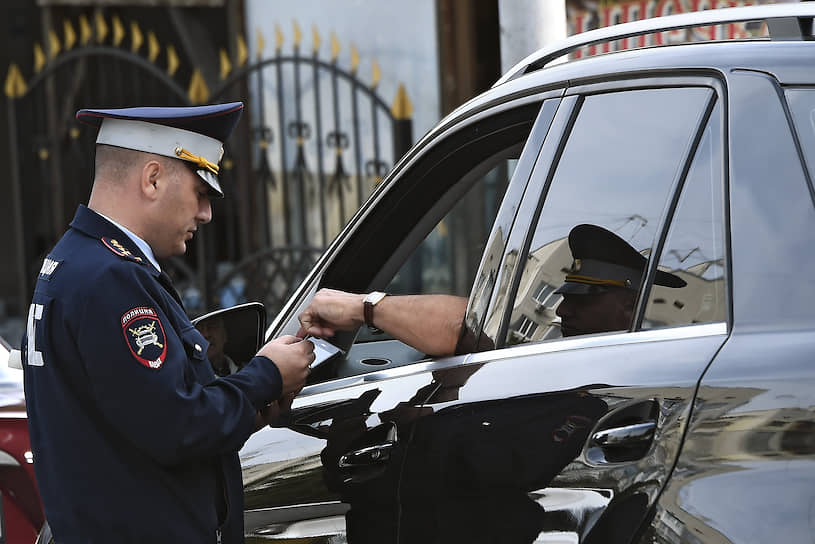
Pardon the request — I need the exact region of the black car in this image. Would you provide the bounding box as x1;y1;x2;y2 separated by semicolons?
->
235;4;815;543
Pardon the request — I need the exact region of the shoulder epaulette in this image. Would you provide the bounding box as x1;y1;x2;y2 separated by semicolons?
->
101;236;145;264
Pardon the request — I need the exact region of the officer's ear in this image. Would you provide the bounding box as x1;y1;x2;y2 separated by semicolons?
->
140;159;163;201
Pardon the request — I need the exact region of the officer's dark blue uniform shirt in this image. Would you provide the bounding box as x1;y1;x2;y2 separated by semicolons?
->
22;205;282;543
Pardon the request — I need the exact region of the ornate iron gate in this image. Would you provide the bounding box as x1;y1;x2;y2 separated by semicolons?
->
5;12;412;321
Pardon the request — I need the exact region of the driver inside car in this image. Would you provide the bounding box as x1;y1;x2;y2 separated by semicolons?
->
297;224;686;355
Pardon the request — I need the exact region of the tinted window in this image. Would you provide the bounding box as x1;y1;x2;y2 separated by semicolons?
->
505;87;713;345
643;102;726;329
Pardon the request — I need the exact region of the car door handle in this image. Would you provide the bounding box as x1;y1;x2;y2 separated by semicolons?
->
591;421;656;446
338;441;395;468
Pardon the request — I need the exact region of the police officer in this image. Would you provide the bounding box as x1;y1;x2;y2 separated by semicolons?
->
22;103;314;543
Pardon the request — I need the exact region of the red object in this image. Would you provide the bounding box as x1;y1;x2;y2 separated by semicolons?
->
1;366;44;544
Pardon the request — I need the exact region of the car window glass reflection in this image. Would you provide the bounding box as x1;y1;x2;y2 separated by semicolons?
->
783;87;815;192
643;103;726;329
197;317;242;376
504;87;713;345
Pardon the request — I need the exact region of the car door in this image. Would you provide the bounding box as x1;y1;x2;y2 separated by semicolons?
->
395;76;731;543
240;91;564;542
643;70;815;544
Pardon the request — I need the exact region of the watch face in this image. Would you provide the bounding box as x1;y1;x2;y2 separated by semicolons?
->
366;291;387;305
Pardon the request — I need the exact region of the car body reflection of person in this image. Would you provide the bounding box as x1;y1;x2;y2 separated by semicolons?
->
298;223;686;355
299;224;686;543
196;316;241;376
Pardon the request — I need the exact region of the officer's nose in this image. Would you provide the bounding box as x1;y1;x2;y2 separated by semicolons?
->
197;198;212;224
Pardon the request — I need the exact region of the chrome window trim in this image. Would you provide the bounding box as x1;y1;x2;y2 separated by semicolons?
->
296;352;470;399
468;322;728;365
295;323;726;399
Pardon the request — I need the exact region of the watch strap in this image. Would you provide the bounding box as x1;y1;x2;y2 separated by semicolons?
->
363;291;386;334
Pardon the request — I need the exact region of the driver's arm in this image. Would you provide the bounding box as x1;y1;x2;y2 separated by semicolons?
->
298;288;467;357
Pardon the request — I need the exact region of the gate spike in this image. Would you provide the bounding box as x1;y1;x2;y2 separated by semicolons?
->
312;25;321;55
34;43;46;73
112;15;125;47
350;44;359;74
219;49;232;80
131;21;143;53
237;35;248;67
95;12;108;43
391;83;413;120
64;20;77;51
258;28;267;59
167;45;179;76
4;64;27;99
188;69;210;104
371;60;381;89
330;32;340;62
79;15;92;45
49;29;61;58
274;25;283;53
147;31;160;62
293;21;302;50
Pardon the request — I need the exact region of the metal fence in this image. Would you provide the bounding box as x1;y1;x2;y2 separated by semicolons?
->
5;13;412;322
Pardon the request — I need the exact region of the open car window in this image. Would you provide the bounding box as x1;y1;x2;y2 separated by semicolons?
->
285;97;561;383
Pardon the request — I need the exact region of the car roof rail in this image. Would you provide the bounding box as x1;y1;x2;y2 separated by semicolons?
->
495;3;815;87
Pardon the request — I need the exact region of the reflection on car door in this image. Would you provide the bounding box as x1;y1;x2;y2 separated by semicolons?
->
396;79;730;543
241;370;442;541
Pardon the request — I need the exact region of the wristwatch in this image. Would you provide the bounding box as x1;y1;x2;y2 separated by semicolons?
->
363;291;387;334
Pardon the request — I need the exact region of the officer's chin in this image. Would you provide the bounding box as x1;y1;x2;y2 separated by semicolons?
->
178;237;192;254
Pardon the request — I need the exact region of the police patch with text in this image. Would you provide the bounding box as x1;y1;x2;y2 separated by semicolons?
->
121;307;167;369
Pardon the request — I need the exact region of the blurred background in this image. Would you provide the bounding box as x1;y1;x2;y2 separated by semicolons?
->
0;0;795;346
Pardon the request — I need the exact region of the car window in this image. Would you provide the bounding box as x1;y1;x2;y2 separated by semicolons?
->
313;98;553;356
504;87;714;346
385;159;516;298
354;156;517;345
642;102;726;329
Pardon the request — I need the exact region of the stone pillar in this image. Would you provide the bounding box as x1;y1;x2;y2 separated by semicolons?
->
498;0;567;73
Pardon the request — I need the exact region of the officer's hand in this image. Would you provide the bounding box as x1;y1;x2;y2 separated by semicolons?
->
257;335;314;395
297;288;366;338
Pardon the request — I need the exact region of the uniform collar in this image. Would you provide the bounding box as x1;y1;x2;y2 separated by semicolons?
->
69;205;160;276
95;211;161;273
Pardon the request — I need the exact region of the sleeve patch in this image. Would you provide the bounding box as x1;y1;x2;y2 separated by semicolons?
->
38;257;61;281
122;307;167;369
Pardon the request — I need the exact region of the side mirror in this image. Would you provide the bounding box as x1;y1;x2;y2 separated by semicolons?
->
192;302;266;375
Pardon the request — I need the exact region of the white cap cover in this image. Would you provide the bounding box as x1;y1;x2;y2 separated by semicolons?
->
96;118;224;196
